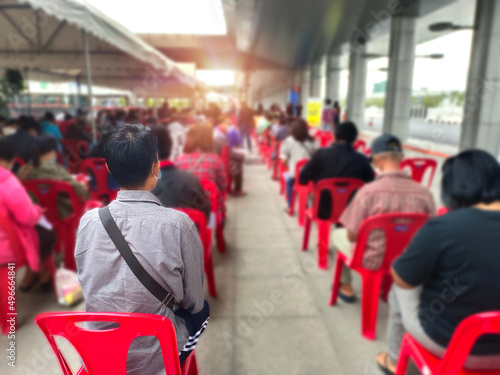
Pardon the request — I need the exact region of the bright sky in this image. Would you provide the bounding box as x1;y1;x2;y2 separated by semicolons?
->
341;30;474;98
85;0;226;34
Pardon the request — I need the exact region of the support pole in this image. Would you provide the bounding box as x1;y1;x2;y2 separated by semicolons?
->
82;30;96;142
24;67;31;115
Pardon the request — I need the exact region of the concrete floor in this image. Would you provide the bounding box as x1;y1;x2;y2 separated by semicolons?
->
1;142;447;375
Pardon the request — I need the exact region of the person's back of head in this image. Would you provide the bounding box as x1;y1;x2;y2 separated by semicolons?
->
150;125;172;161
104;124;159;190
44;111;55;123
19;115;41;136
369;134;403;173
325;98;332;106
0;138;15;169
442;149;500;211
32;134;59;168
334;101;340;108
184;123;214;154
290;118;313;143
334;121;358;145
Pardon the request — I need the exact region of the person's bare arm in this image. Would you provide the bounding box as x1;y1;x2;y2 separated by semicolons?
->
347;230;357;243
391;266;416;289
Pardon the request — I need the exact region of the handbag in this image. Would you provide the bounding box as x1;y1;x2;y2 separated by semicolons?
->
98;206;175;309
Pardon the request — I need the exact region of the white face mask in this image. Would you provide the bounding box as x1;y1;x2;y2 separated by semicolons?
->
2;127;16;136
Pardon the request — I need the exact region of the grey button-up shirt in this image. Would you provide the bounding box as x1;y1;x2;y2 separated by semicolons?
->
75;190;204;374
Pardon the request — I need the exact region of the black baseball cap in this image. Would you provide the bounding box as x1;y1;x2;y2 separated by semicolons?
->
370;134;402;156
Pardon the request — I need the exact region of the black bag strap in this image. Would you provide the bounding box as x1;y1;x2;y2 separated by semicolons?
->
98;206;175;309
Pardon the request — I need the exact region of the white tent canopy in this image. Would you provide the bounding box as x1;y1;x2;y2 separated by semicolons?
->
0;0;197;97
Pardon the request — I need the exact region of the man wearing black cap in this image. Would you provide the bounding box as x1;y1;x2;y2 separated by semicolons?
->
333;134;435;302
299;121;375;220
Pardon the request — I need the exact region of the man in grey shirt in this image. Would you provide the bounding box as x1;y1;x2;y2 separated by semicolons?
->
75;124;206;374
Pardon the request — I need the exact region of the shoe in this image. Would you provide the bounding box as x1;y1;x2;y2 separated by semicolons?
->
338;290;357;303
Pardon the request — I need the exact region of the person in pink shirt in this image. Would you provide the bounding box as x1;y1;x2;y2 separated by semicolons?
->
0;139;55;290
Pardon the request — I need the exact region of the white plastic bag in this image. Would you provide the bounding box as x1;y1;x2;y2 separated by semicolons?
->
55;267;84;306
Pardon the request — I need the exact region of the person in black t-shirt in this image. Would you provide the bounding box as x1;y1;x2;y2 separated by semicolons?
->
376;149;500;374
150;126;211;219
299;122;375;219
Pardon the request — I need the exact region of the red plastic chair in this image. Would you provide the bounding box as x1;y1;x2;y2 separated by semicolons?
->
220;146;232;194
400;158;437;189
314;131;334;147
61;140;90;174
302;178;365;269
437;206;449;216
34;312;198;375
329;213;429;340
23;179;86;271
200;179;226;254
13;157;26;170
80;158;118;204
354;139;367;153
177;208;217;298
0;214;56;335
289;159;310;225
396;312;500;375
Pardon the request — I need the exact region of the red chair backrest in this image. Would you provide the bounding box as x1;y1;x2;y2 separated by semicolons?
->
61;139;90;173
293;159;310;187
354;140;367;153
437;206;448;216
437;312;500;374
13;157;26;168
80;158;117;201
311;178;365;222
400;158;437;189
176;208;210;259
23;179;83;223
200;179;218;214
350;213;429;273
314;131;334;147
34;312;182;375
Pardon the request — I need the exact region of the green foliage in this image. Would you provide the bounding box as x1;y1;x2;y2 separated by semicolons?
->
421;94;446;108
0;69;25;115
450;91;465;107
365;97;385;108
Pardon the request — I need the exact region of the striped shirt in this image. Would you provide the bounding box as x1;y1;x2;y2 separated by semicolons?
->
340;171;435;270
175;152;228;213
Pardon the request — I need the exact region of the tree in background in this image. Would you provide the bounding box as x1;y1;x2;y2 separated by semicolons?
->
0;69;25;117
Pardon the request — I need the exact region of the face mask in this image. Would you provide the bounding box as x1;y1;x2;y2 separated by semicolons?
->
50;158;57;164
2;127;16;136
157;170;162;180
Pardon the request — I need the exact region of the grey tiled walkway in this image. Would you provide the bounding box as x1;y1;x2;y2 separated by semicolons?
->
1;148;445;375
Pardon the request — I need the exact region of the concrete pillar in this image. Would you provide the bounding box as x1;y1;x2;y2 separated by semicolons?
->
382;16;417;141
301;66;310;109
326;54;341;101
346;44;367;128
310;61;322;98
460;0;500;156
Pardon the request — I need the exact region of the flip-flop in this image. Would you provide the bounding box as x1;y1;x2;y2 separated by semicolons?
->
376;352;395;375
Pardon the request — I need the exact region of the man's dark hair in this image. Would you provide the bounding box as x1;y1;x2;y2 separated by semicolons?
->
334;121;358;145
325;98;332;105
0;139;15;162
104;124;158;189
290;118;314;142
44;111;55;122
0;115;6;123
442;149;500;210
19;115;41;133
32;134;58;167
6;118;17;126
150;125;172;160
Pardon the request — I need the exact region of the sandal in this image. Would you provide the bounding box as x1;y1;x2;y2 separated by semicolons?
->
376;352;396;375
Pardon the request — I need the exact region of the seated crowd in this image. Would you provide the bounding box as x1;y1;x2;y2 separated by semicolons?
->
2;98;500;374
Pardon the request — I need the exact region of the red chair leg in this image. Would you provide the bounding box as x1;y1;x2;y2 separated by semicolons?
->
64;228;77;271
301;215;312;251
297;189;308;227
361;273;383;340
329;254;345;305
289;189;297;216
395;336;412;375
317;221;331;270
216;223;226;253
204;257;218;298
381;274;393;302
